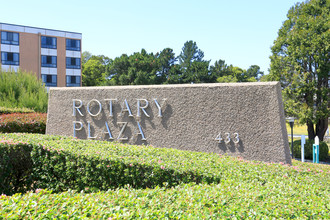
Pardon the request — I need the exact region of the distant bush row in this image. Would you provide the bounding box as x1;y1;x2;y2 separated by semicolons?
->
293;139;329;161
0;113;46;134
0;106;35;115
0;70;48;113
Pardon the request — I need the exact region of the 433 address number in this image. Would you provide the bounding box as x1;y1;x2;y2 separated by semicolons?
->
215;132;239;144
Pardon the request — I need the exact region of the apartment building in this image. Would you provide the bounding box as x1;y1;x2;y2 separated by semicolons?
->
0;23;82;87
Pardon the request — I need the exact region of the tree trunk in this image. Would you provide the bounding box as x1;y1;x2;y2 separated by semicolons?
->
307;120;315;140
316;118;328;141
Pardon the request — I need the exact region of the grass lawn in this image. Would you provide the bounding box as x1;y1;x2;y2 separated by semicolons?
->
286;123;308;135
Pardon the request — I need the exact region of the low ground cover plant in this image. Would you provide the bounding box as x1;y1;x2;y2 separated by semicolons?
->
0;113;46;134
0;157;329;218
0;134;329;200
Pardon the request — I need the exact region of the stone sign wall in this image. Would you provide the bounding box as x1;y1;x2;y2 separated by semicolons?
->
46;82;292;164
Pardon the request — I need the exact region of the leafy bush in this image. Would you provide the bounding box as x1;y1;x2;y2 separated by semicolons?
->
293;139;329;161
0;133;329;218
1;133;329;197
1;134;227;195
0;163;329;219
0;106;34;115
0;141;33;195
0;113;47;134
0;70;48;112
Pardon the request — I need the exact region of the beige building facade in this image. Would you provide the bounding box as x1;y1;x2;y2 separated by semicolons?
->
0;23;82;87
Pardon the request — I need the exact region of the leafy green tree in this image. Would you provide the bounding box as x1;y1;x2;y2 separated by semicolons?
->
130;49;159;85
216;75;238;83
177;41;212;83
269;0;329;140
82;57;107;86
165;64;184;84
106;54;131;85
178;41;205;69
244;65;264;82
82;54;111;86
99;42;265;86
210;60;263;83
210;59;228;79
106;49;161;85
156;48;177;83
184;61;212;83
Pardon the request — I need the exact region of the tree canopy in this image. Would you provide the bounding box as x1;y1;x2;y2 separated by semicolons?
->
82;54;110;86
82;40;264;87
269;0;329;140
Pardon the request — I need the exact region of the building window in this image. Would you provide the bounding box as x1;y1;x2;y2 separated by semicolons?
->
41;56;57;68
42;74;57;87
41;36;57;49
66;57;81;69
66;75;80;87
1;31;19;45
66;39;81;51
1;52;19;65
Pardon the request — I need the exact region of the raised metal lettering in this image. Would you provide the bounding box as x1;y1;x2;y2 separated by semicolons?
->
117;122;128;140
136;121;146;140
137;99;150;117
233;133;240;144
73;121;83;137
103;121;114;140
87;99;102;117
225;132;231;144
120;99;133;117
104;99;117;117
87;122;97;139
215;132;222;143
154;98;166;117
73;99;84;116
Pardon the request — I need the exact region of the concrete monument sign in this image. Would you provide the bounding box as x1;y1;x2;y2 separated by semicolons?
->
46;82;292;164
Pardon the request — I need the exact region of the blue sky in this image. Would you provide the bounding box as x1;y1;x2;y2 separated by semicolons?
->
0;0;299;74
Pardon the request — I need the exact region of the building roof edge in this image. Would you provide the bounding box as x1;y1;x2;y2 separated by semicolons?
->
0;22;82;35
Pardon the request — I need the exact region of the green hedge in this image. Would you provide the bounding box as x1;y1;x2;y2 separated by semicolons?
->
0;142;33;195
0;106;34;115
1;133;329;197
0;133;226;195
293;139;329;161
0;133;329;218
0;113;47;134
1;166;329;219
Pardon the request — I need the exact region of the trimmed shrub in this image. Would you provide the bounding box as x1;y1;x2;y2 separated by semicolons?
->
1;133;329;197
293;139;329;161
0;137;329;219
0;113;47;134
0;106;34;115
1;178;329;219
0;70;48;112
0;141;33;195
1;135;221;195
